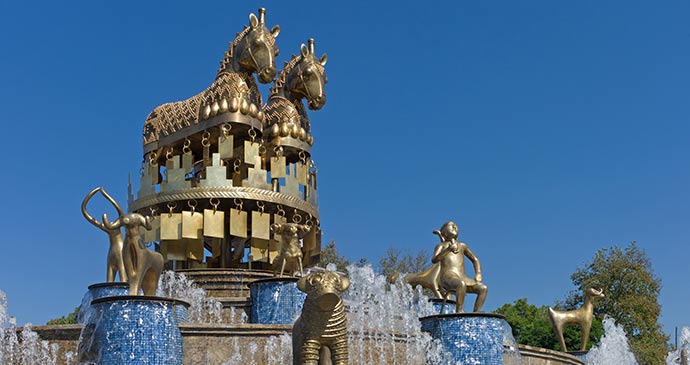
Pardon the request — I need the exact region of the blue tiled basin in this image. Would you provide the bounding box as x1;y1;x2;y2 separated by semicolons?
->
249;277;306;324
420;313;509;365
89;295;189;365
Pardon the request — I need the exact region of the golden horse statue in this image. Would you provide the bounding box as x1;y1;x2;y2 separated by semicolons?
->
142;8;280;146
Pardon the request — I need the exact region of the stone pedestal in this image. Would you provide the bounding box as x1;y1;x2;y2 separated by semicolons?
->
89;296;189;365
249;277;306;324
420;313;510;365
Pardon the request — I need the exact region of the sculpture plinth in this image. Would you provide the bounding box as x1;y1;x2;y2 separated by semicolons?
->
89;296;189;365
249;277;305;324
420;313;512;365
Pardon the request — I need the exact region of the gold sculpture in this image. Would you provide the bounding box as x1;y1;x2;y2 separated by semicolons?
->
142;8;280;146
293;270;350;365
548;288;605;352
102;212;163;296
271;223;310;277
392;229;448;299
431;221;488;313
81;187;127;282
264;38;328;147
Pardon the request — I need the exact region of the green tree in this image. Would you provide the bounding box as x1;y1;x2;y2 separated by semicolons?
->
46;306;79;325
565;242;669;364
317;240;351;272
378;248;428;279
494;298;603;351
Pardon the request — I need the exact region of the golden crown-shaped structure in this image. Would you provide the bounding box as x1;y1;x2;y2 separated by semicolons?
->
128;9;328;273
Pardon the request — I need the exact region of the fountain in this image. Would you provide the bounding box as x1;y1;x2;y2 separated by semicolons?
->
0;6;649;365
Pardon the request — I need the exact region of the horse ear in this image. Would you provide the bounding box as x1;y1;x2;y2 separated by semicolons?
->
319;53;328;66
301;44;309;58
271;25;280;38
249;13;259;28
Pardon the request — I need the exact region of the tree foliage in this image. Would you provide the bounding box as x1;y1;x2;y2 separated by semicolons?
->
378;248;429;279
565;242;669;364
46;306;79;325
494;298;603;351
317;240;351;272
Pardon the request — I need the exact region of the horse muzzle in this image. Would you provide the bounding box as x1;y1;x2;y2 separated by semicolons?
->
308;95;326;110
258;67;276;83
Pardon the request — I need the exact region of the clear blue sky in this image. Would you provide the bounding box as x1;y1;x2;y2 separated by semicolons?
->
0;1;688;340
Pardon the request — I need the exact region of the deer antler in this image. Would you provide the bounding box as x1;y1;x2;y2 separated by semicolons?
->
82;187;106;232
99;188;124;216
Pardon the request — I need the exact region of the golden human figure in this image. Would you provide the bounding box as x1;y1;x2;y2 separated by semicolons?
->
431;221;488;313
81;187;127;283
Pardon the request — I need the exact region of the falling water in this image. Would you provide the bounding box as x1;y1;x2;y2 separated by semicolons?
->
157;271;226;323
667;327;690;365
585;316;638;365
0;290;64;365
344;264;454;364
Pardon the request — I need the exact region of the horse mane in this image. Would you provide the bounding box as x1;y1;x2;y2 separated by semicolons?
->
270;54;302;95
216;26;252;77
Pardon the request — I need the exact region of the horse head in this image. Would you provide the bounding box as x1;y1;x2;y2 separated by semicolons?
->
229;8;280;83
284;38;328;110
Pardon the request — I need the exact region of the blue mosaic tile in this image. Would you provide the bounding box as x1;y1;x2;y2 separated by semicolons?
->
89;296;189;365
77;283;130;324
420;313;508;365
250;278;306;324
428;298;458;315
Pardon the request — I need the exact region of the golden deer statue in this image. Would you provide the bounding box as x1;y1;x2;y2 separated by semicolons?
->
548;287;605;352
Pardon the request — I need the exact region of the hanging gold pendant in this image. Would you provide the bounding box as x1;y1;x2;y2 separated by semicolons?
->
296;161;309;186
203;209;225;238
270;156;286;178
229;208;248;237
251;211;271;241
244;140;260;165
142;215;161;243
160;213;182;240
182;210;204;239
219;135;234;159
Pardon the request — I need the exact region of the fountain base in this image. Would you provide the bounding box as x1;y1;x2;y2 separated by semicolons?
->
420;312;511;365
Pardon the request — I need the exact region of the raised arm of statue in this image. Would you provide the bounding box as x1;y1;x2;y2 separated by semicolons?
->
431;243;451;264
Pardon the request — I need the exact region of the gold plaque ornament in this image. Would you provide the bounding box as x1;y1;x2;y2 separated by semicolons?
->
229;205;248;238
181;201;204;239
219;134;234;160
161;205;182;240
142;215;161;243
203;199;225;238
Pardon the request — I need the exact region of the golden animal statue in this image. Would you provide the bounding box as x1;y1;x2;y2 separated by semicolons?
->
264;38;328;147
293;270;350;365
271;222;310;277
102;212;163;296
431;221;488;313
390;229;447;299
142;8;280;146
81;187;127;283
548;288;605;352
